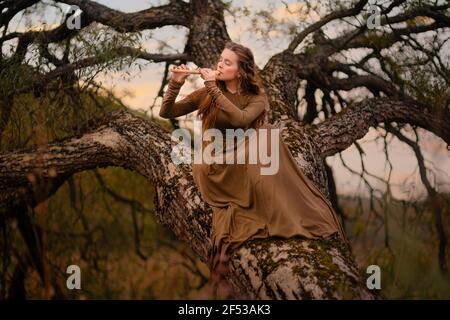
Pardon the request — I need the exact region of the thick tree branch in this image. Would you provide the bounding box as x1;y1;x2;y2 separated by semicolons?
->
54;0;190;31
311;97;450;158
382;3;450;26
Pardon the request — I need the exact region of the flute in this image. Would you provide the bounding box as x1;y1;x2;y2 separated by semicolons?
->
169;67;202;74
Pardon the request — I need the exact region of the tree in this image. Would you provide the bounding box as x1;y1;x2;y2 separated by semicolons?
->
0;0;448;299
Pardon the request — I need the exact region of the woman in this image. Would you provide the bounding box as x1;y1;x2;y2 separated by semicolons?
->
160;41;348;282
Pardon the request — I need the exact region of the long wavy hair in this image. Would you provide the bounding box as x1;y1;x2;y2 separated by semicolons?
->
197;42;266;133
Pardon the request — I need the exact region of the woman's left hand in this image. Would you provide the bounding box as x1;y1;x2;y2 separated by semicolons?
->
199;68;217;82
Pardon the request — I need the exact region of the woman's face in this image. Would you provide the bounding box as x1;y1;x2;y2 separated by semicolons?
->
216;48;240;81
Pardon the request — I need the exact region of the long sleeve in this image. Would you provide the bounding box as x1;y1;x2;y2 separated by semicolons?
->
204;80;267;128
159;79;205;118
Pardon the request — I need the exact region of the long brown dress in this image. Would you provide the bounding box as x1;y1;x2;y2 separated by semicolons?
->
160;78;348;273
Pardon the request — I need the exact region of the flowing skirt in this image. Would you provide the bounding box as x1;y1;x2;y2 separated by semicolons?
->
192;123;347;273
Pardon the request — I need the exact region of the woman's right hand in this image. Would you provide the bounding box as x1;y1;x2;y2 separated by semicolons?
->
171;64;190;84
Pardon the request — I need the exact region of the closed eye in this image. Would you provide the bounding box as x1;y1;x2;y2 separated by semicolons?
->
219;56;231;65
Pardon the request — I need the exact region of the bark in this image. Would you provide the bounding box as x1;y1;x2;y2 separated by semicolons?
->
54;0;190;31
312;97;450;158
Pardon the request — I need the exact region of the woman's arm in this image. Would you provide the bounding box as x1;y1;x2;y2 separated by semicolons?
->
204;80;267;127
159;79;205;119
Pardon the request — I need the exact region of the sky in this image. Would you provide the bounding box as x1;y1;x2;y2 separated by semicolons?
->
5;0;450;201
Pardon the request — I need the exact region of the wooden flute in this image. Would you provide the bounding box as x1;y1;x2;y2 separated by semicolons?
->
169;67;203;74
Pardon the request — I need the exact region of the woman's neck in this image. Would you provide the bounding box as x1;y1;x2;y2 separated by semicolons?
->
224;79;238;93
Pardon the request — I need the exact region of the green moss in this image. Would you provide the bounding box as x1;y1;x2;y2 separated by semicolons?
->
241;236;364;299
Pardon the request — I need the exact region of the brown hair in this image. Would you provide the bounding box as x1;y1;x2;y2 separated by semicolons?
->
197;41;266;133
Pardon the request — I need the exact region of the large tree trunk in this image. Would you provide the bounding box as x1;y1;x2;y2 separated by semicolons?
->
0;109;376;299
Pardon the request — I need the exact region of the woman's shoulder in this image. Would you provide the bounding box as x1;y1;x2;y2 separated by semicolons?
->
241;90;269;113
245;89;268;104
